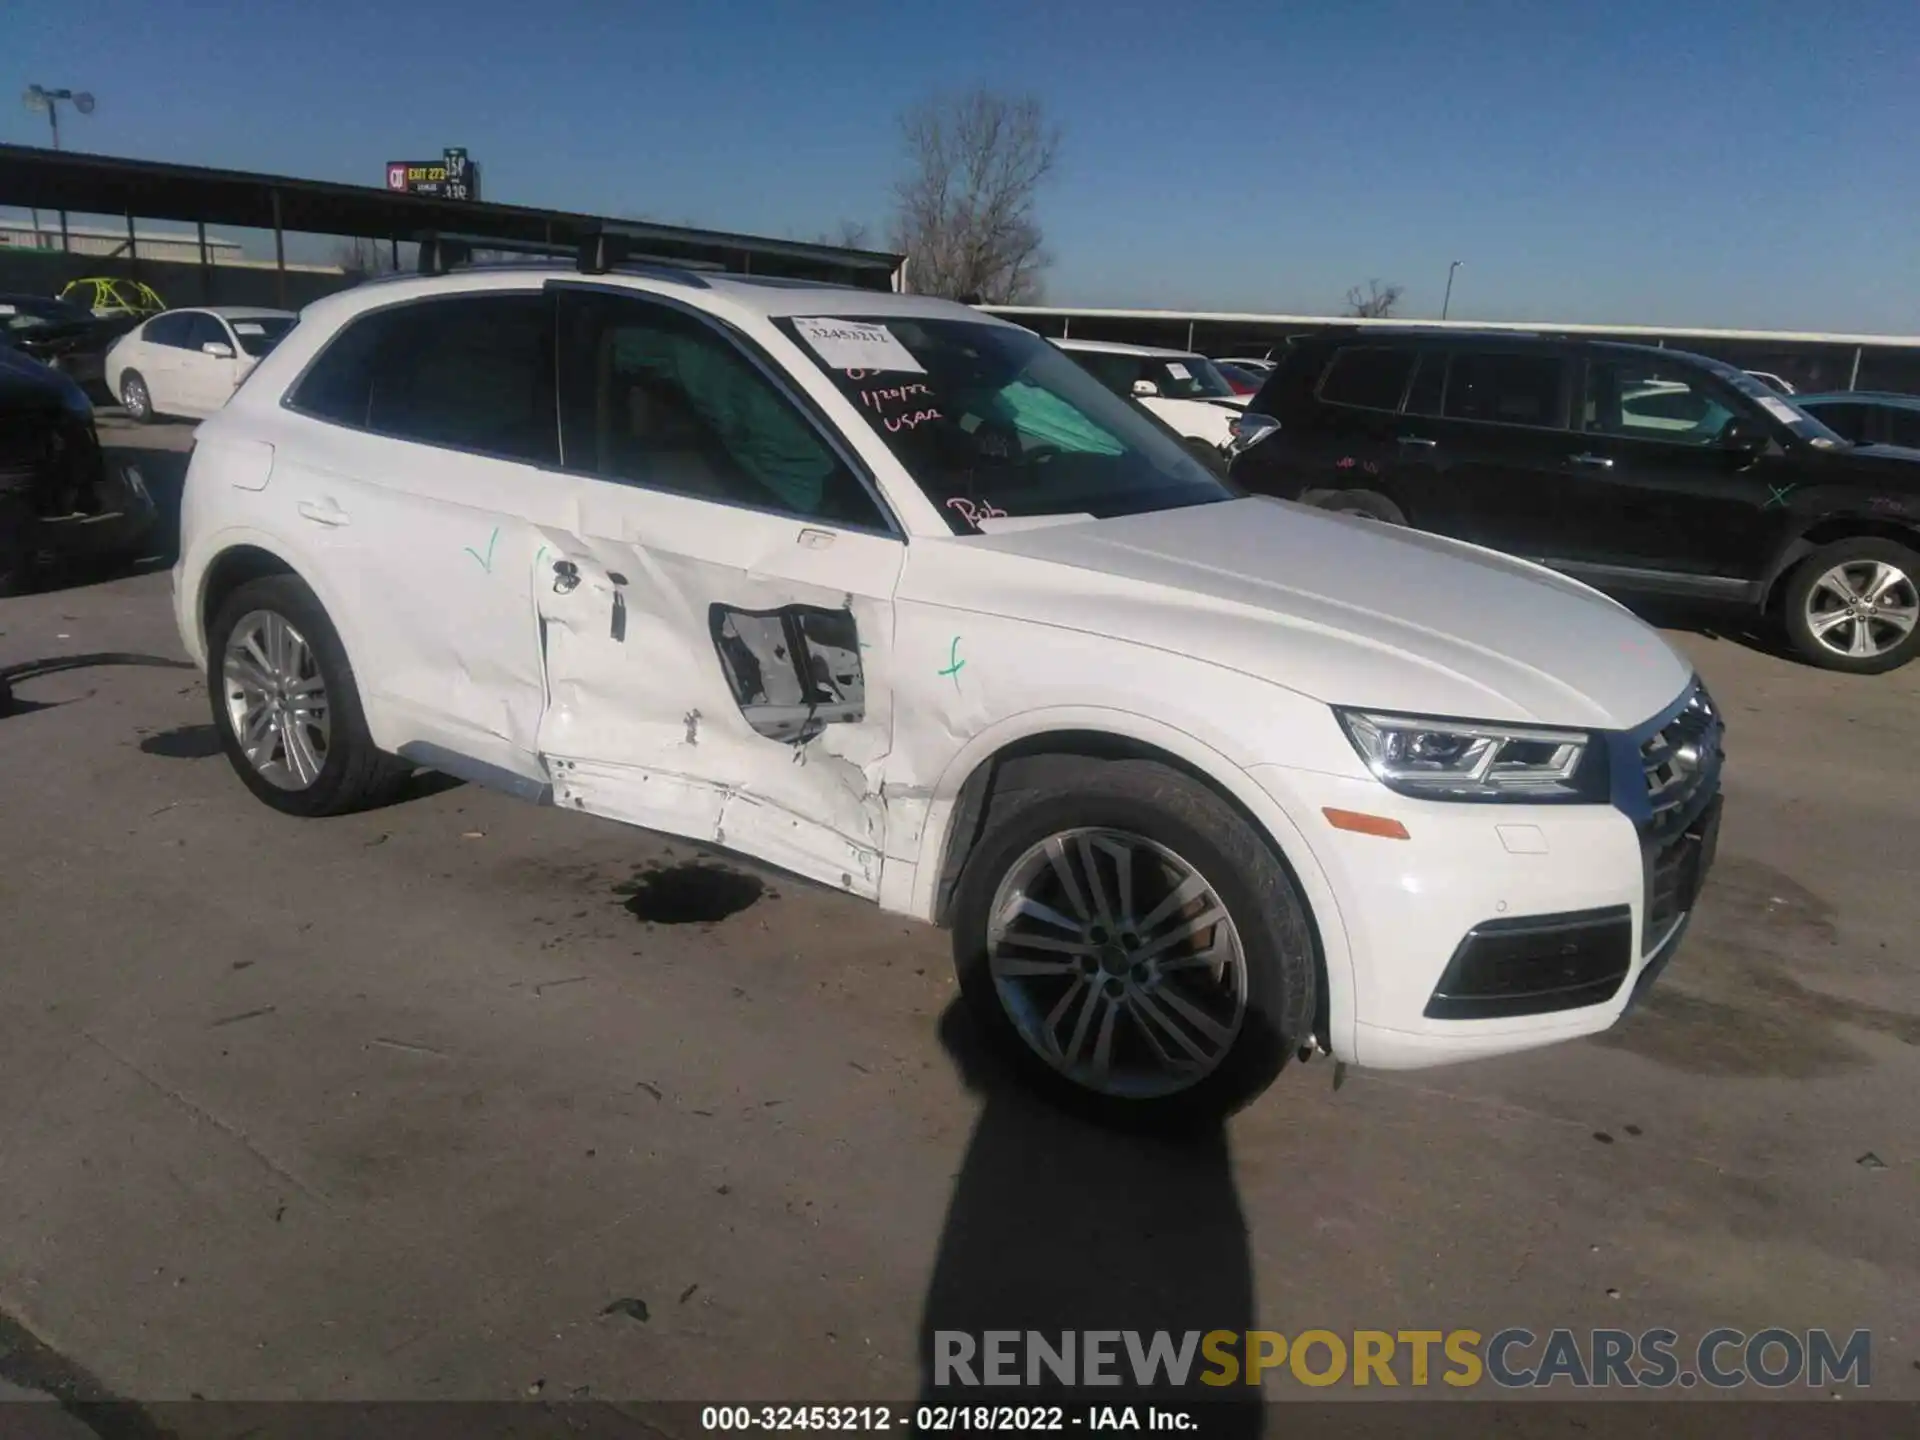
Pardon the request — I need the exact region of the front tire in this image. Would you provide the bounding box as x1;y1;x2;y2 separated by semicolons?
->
950;758;1316;1127
206;575;408;815
1781;537;1920;674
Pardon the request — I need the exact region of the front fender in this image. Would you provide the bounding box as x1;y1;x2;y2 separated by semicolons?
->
903;702;1359;1063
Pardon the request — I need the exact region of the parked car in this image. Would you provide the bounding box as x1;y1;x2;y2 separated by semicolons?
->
1791;391;1920;451
1229;329;1920;673
106;307;298;421
172;266;1723;1122
1214;361;1267;396
57;277;167;320
1055;339;1248;453
0;292;141;392
1217;356;1276;376
0;344;156;594
1743;370;1796;395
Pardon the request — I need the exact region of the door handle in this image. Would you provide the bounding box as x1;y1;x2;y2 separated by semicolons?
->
1568;453;1616;469
551;559;580;594
296;499;349;527
1397;436;1437;449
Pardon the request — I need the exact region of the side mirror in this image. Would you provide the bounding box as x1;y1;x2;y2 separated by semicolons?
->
1227;413;1281;456
1131;378;1161;399
202;341;234;359
1721;415;1767;453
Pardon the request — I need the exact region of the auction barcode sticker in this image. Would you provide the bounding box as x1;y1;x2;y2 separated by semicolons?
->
792;317;926;374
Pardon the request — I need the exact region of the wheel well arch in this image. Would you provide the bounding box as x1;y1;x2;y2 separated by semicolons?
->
197;544;297;647
928;727;1333;1050
1760;516;1920;610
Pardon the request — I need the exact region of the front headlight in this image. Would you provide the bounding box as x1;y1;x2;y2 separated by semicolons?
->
1335;709;1607;803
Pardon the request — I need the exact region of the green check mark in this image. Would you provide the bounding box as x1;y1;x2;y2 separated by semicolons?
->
464;526;501;573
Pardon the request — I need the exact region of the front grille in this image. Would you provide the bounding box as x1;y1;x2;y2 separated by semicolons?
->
1629;679;1724;954
0;411;103;507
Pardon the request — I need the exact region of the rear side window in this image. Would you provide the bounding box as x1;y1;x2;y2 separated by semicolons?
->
1317;346;1416;411
1445;352;1567;428
1882;407;1920;449
289;294;558;464
143;313;194;348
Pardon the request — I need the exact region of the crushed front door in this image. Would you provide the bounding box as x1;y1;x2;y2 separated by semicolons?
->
532;285;904;898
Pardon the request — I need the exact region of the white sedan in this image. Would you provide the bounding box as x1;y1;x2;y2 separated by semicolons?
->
1055;339;1248;452
105;306;297;422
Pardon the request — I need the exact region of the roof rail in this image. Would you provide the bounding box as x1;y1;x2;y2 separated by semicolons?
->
416;231;572;274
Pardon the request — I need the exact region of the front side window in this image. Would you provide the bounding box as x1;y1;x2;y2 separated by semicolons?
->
1796;401;1868;444
555;290;884;529
1318;346;1417;412
777;314;1234;535
1444;352;1567;428
186;314;230;352
289;294;557;464
1585;360;1738;446
227;316;296;357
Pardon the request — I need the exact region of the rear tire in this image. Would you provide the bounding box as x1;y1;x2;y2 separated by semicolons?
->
206;575;409;815
0;491;38;597
120;370;155;424
1305;488;1406;524
1781;537;1920;674
950;757;1316;1129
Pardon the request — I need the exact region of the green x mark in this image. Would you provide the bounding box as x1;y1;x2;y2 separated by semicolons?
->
938;636;966;690
1765;484;1796;510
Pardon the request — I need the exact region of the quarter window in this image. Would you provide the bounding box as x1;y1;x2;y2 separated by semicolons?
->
1318;346;1417;411
1444;352;1567;428
289;294;559;464
555;290;884;529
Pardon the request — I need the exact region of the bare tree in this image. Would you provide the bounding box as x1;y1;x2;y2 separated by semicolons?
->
334;237;401;282
821;219;873;249
890;88;1061;304
1345;279;1404;318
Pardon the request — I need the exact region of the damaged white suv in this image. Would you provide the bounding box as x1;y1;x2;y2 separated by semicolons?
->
174;263;1724;1122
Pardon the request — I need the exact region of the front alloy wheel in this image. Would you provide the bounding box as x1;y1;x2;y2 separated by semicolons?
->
221;609;331;790
986;827;1250;1100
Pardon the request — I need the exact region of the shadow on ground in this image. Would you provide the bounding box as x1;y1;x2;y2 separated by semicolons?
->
916;1002;1262;1433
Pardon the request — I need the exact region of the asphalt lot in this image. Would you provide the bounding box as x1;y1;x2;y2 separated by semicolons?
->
1;417;1917;1421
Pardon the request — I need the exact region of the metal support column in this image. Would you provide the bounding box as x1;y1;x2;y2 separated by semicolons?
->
197;221;210;304
1061;316;1071;338
1848;347;1862;391
1186;320;1196;351
271;189;287;308
124;210;138;278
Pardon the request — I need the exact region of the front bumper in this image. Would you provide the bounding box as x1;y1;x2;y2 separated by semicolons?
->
1253;681;1723;1070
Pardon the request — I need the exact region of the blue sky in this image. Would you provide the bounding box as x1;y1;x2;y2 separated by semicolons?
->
7;0;1917;332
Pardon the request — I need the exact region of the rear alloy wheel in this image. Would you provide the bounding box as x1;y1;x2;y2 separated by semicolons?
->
207;575;408;815
120;370;154;424
1783;538;1920;674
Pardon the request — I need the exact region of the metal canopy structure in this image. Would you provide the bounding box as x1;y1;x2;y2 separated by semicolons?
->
0;143;906;296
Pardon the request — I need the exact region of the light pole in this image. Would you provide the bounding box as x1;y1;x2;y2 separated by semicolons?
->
1441;259;1463;321
21;85;95;252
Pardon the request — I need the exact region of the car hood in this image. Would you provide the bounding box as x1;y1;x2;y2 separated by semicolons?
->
0;344;69;407
940;497;1692;730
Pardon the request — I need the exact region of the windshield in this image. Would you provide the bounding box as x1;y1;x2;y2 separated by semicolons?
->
1147;354;1237;400
1690;354;1849;447
227;316;296;357
776;315;1235;534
